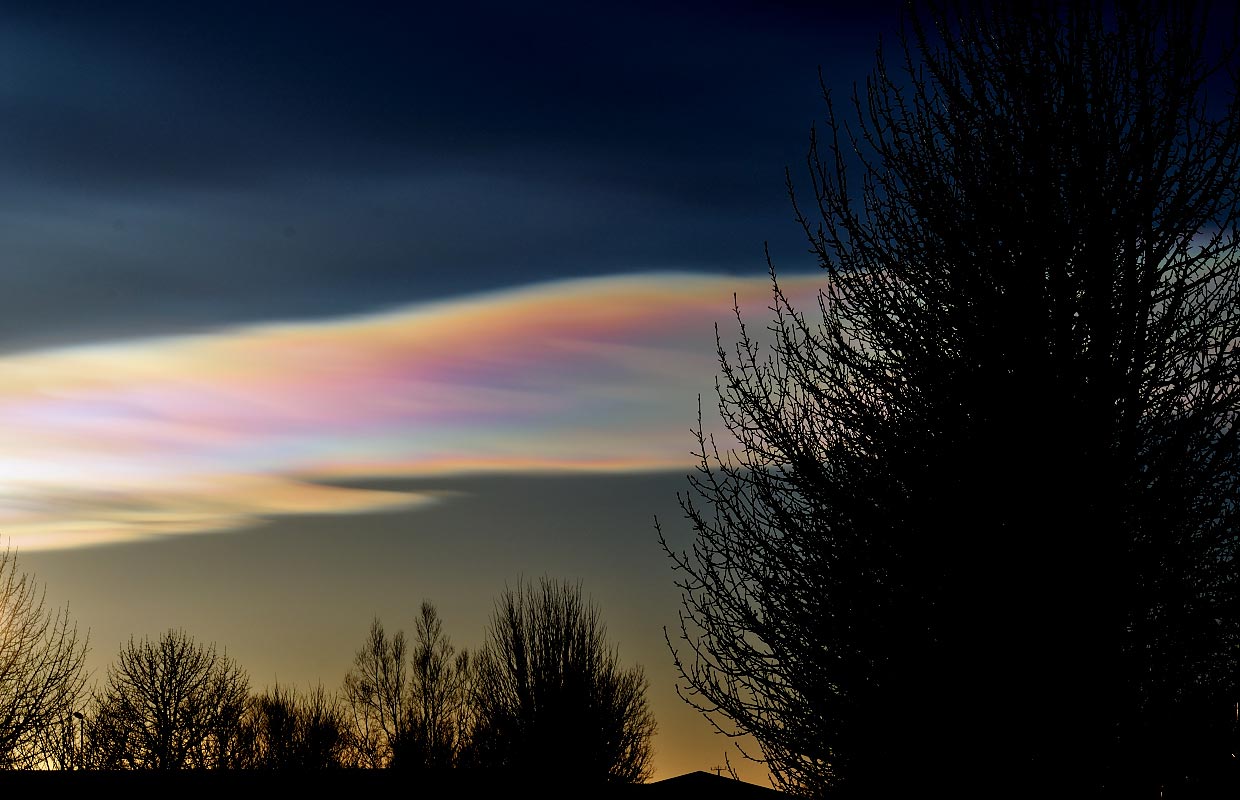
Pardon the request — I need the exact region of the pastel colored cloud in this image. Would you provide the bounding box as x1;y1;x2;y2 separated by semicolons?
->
0;272;825;550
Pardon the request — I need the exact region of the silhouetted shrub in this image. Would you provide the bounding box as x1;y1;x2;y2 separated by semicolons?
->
469;578;654;783
239;683;350;770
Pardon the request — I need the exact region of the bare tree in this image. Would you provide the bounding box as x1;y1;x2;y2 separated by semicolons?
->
470;578;655;784
31;707;83;770
0;544;88;769
87;629;250;769
660;1;1240;796
341;603;472;769
407;601;471;768
341;618;409;768
239;683;350;770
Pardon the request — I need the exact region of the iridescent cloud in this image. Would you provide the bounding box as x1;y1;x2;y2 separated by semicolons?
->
0;272;825;550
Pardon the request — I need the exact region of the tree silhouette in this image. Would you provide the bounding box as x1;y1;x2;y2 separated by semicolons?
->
0;545;88;769
469;578;655;784
659;1;1240;796
86;629;249;769
239;683;350;770
342;618;410;768
341;604;471;769
406;601;472;769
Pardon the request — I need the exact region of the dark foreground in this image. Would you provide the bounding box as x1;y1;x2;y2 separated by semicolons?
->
0;769;788;798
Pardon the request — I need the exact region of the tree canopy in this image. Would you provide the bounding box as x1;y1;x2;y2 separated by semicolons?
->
660;1;1240;796
471;577;655;784
88;629;250;770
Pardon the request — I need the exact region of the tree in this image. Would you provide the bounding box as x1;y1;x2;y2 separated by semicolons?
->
407;601;472;768
659;1;1240;796
87;629;250;769
342;617;410;768
470;578;655;784
239;683;350;770
0;544;88;769
342;605;473;769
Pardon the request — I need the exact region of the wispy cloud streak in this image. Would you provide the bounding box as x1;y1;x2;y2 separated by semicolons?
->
0;272;824;550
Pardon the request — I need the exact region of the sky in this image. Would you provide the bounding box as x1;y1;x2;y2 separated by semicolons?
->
4;0;906;784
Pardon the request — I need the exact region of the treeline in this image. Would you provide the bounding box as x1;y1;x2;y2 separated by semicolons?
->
0;546;655;780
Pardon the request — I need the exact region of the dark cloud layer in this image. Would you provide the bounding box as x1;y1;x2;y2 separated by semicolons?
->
0;1;904;351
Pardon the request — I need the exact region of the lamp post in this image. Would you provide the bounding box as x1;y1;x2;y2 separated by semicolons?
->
72;711;84;770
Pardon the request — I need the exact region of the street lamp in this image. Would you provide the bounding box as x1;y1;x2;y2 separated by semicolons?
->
72;711;84;770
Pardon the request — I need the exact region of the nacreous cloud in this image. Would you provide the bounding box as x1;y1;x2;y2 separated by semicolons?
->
0;272;824;550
